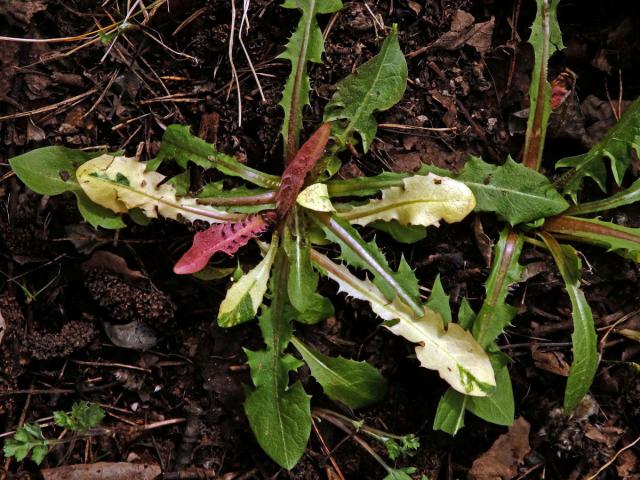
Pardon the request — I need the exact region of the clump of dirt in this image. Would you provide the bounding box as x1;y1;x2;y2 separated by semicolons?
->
23;320;96;360
0;295;25;417
84;269;175;327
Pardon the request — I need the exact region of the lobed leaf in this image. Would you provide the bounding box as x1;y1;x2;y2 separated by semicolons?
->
9;147;125;229
324;25;408;152
244;247;311;469
278;0;343;161
435;230;521;434
217;235;279;327
426;275;452;327
291;337;387;409
3;424;50;465
151;124;280;188
276;123;332;219
53;402;104;433
543;215;640;262
422;156;568;225
174;213;274;275
311;250;496;396
556;97;640;199
522;0;563;170
77;155;242;224
283;211;334;322
336;174;475;227
566;178;640;216
473;229;524;348
312;212;421;313
539;233;598;412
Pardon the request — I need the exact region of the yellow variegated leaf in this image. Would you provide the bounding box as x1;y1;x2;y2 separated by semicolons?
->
218;236;279;327
337;174;475;227
296;183;335;212
312;250;494;396
76;155;241;223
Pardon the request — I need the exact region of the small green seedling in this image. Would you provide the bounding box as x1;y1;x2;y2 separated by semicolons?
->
3;402;104;465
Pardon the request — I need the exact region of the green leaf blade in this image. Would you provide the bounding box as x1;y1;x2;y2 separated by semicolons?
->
556;97;640;198
9;146;125;229
433;389;467;435
243;247;312;469
218;236;279;328
539;233;598;412
428;156;568;225
292;337;387;409
466;353;514;426
543;215;640;262
324;25;408;152
522;0;563;170
279;0;343;160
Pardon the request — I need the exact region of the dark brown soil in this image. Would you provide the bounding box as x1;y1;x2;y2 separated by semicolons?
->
1;0;640;479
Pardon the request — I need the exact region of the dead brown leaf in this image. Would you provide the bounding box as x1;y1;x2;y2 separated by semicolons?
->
430;90;458;128
469;417;531;480
41;462;161;480
617;449;638;479
2;0;47;25
433;10;495;54
584;423;623;448
82;251;146;280
532;350;570;377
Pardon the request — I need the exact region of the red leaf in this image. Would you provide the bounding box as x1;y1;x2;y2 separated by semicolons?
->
174;213;274;275
276;123;331;219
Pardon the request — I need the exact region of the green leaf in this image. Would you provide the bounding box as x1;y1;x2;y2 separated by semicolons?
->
426;275;451;327
152;124;215;170
53;402;104;433
244;247;311;469
543;215;640;262
433;389;467;435
473;228;524;348
522;0;563;170
423;156;568;225
539;233;598;412
458;298;476;330
283;210;333;322
218;236;279;327
291;337;387;409
152;124;280;188
324;25;408;152
279;0;343;161
313;212;421;313
370;220;427;244
284;219;316;311
556;97;640;199
435;230;521;434
384;435;420;461
466;352;514;426
566;178;640;215
9;146;125;229
244;348;310;469
327;171;407;197
192;266;236;281
3;423;50;465
312;250;496;396
384;469;414;480
335;174;476;227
